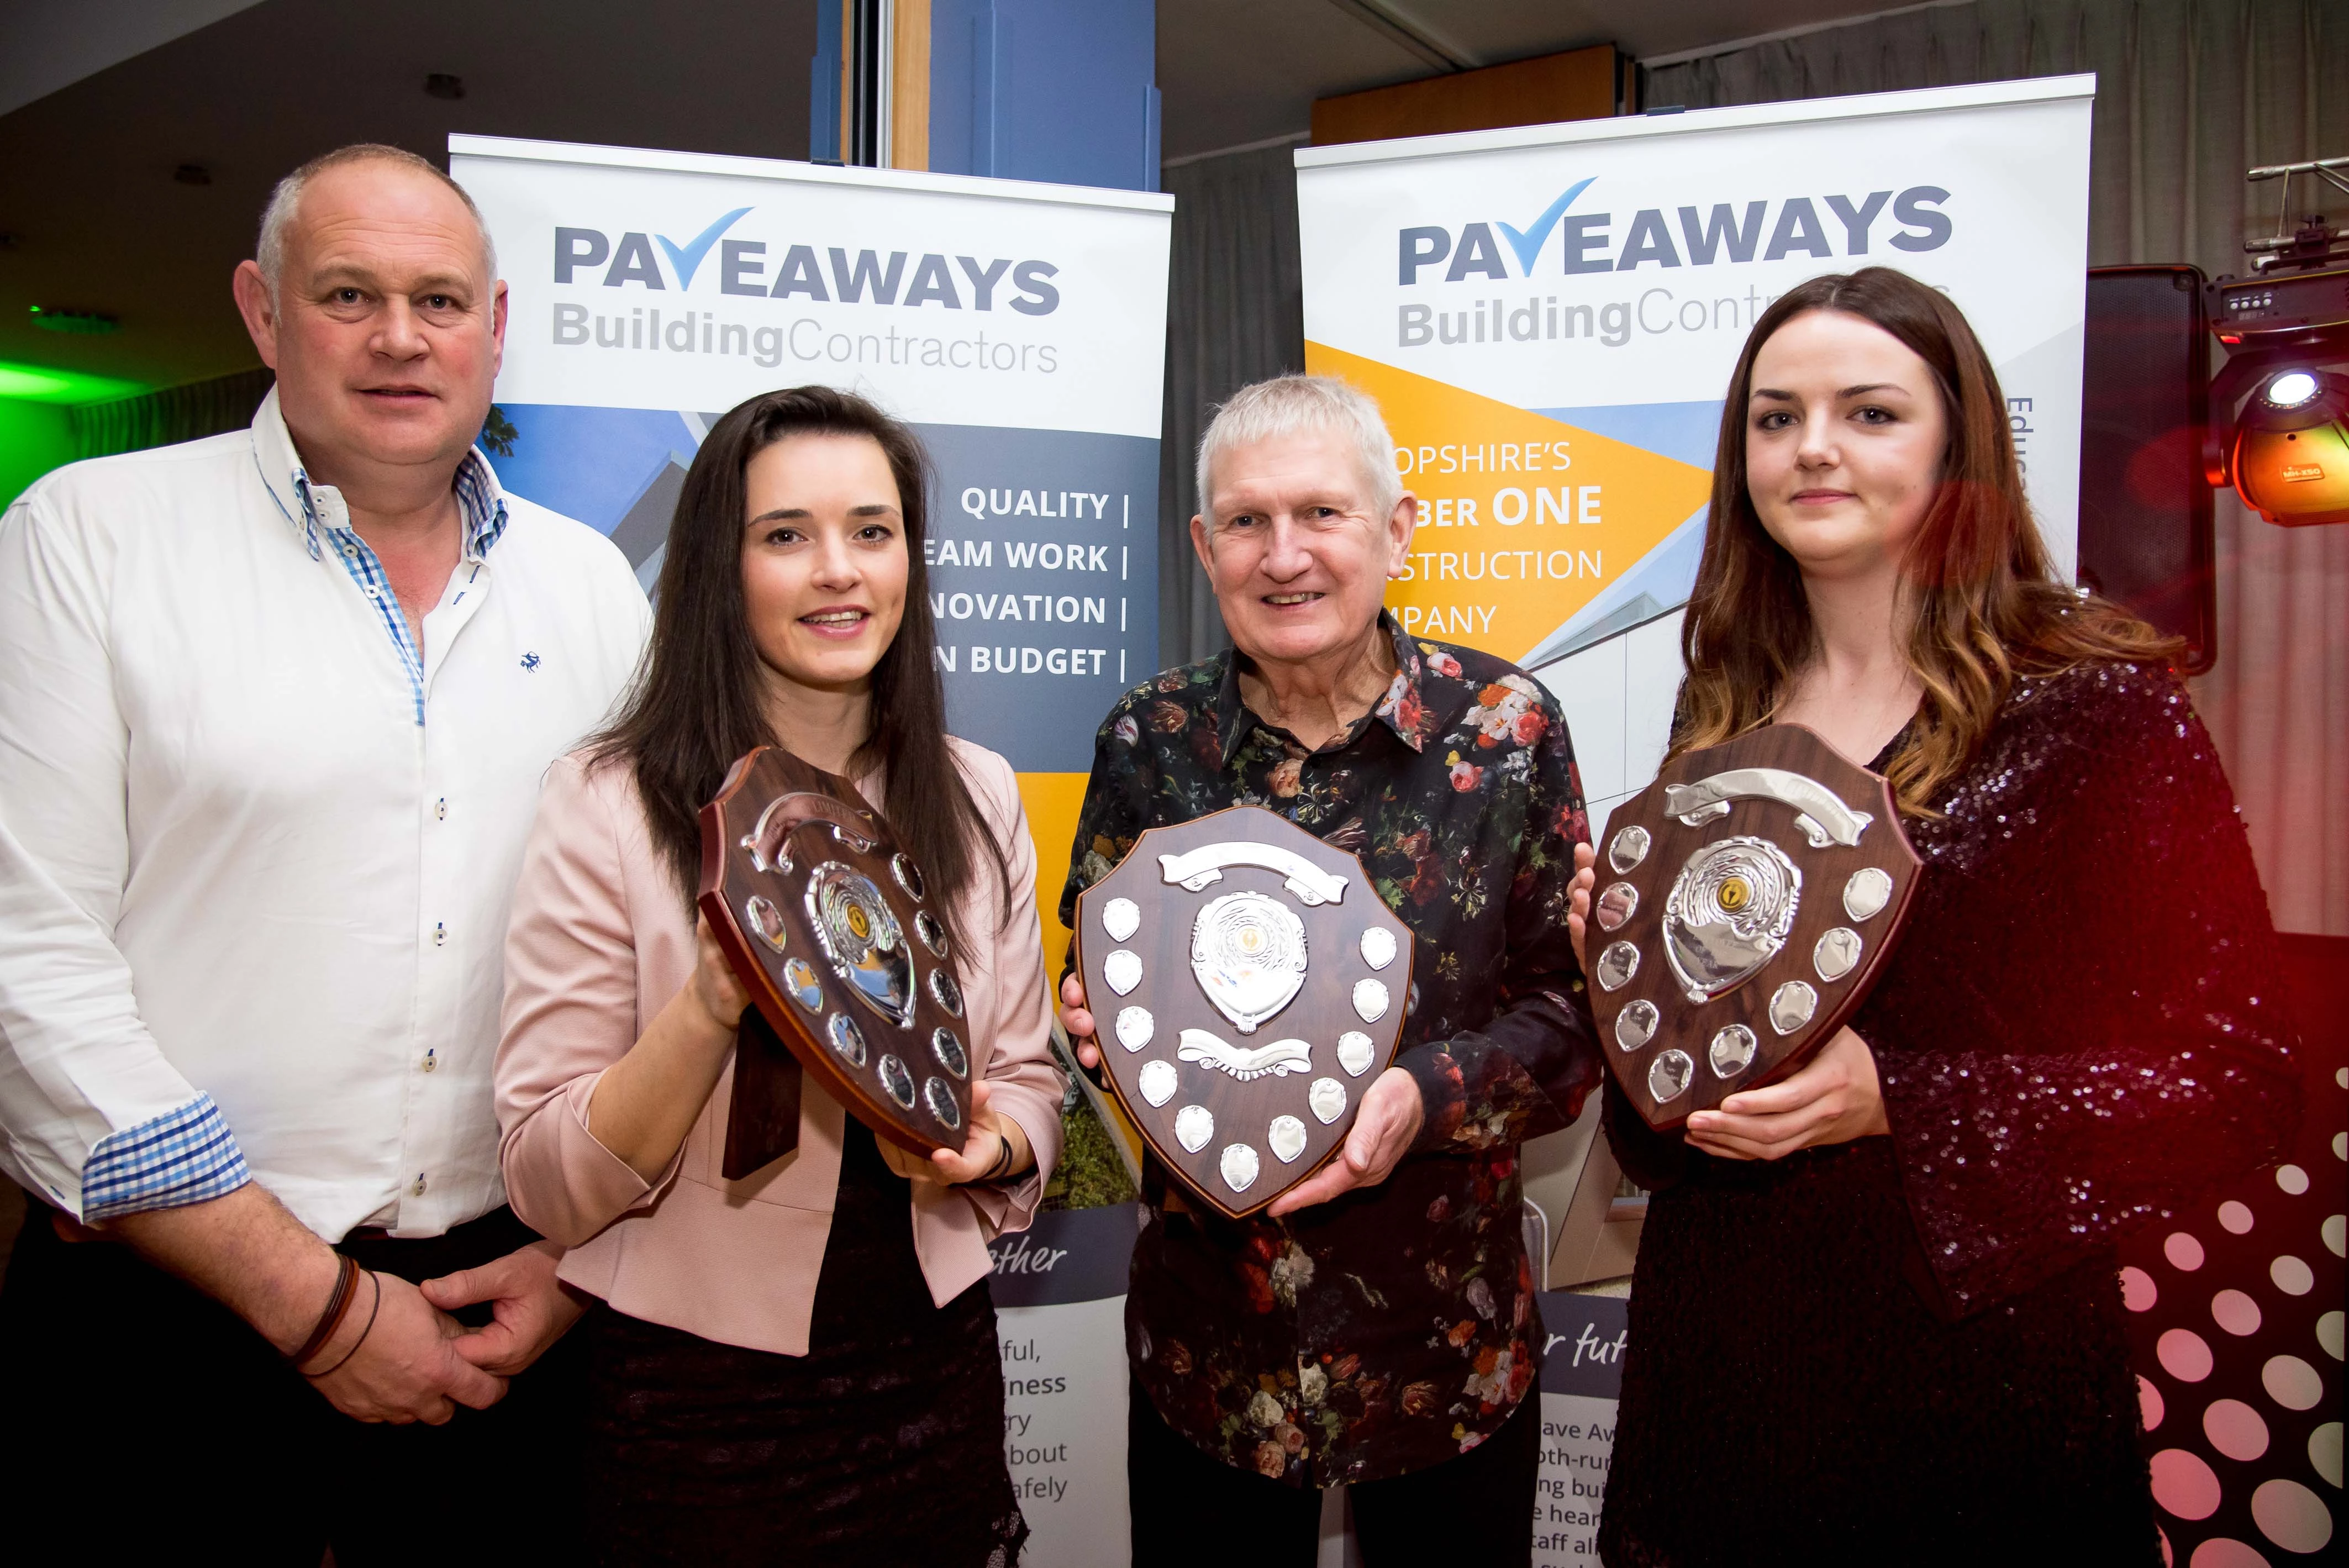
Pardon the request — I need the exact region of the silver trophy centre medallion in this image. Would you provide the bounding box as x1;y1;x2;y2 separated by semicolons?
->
1188;890;1309;1035
805;862;915;1028
1661;835;1801;1004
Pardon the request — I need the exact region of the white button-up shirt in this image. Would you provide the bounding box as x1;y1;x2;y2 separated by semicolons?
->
0;388;650;1240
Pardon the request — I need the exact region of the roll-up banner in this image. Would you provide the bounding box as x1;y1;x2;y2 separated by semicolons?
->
988;1203;1144;1565
1293;78;2094;833
1533;1291;1630;1567
450;136;1173;967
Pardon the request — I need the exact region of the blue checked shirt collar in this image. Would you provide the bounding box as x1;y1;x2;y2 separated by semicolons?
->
250;387;509;725
250;386;511;564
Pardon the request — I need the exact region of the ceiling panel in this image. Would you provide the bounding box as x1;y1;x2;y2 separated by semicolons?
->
0;0;1915;391
1156;0;1919;160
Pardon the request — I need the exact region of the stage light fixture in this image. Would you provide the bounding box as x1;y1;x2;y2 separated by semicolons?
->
2203;155;2349;527
2228;369;2349;526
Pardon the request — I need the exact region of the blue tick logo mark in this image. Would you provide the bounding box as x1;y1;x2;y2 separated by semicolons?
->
655;208;752;290
520;652;541;671
1497;178;1595;273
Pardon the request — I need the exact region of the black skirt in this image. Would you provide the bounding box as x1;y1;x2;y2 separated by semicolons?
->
583;1120;1026;1567
1597;1135;2157;1567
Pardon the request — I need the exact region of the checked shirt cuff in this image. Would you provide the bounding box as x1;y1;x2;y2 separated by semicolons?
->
81;1093;252;1220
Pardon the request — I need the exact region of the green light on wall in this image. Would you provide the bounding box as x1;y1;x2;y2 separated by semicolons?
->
0;360;145;404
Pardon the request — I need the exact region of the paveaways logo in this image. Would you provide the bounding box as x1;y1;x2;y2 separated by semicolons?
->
1398;179;1951;284
554;207;1060;314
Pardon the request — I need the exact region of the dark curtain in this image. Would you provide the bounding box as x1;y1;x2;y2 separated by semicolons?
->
1156;141;1307;667
71;367;274;461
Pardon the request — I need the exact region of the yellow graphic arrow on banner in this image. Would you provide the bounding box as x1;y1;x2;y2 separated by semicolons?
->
1304;342;1713;666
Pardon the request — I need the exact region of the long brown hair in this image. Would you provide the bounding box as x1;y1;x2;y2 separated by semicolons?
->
589;386;1008;941
1672;267;2177;815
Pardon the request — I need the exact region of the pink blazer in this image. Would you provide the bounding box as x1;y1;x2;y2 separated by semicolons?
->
494;740;1064;1356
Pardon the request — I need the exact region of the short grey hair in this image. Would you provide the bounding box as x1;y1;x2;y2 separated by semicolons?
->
256;143;497;299
1195;374;1403;522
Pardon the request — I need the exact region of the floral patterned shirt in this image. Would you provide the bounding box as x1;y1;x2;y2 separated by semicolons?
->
1058;613;1603;1486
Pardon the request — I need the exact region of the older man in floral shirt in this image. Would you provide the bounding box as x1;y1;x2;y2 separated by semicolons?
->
1058;376;1600;1566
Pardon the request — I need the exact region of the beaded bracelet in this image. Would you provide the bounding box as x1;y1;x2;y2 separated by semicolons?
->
288;1253;359;1370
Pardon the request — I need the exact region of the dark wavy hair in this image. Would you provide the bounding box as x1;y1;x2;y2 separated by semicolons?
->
1673;267;2178;816
589;386;1007;943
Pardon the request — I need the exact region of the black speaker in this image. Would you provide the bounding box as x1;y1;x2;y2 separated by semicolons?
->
2079;266;2218;675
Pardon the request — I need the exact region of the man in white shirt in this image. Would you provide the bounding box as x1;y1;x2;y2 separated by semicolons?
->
0;144;649;1559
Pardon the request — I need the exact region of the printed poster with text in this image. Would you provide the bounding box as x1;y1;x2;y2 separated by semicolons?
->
452;135;1171;971
1295;78;2092;830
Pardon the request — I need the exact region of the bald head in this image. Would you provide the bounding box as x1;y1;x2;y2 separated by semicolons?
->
257;144;496;302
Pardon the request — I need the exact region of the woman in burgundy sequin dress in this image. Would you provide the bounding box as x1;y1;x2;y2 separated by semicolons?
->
1571;270;2301;1566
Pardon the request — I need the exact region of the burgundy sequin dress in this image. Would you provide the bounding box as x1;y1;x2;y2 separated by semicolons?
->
1598;661;2301;1567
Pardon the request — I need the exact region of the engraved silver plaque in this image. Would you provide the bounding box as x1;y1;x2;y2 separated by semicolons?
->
1614;998;1659;1052
1220;1143;1260;1192
1768;981;1817;1035
828;1012;868;1067
1268;1116;1308;1163
1308;1076;1347;1124
1103;949;1144;996
1842;867;1893;922
1648;1049;1694;1103
914;910;949;958
930;1027;968;1080
1101;896;1141;941
1596;881;1638;932
1174;1104;1214;1153
1814;927;1862;983
891;852;926;901
1115;1006;1155;1052
1708;1023;1757;1077
923;1075;962;1130
928;967;963;1018
1595;941;1641;991
1139;1059;1177;1106
782;957;824;1012
1336;1031;1374;1077
1608;824;1651;873
1351;978;1390;1023
745;895;789;953
1358;926;1397;971
877;1053;915;1109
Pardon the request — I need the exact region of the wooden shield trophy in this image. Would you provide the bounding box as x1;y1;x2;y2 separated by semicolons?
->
699;746;973;1177
1590;725;1924;1130
1074;806;1413;1219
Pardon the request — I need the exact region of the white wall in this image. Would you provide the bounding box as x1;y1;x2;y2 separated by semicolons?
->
1535;609;1686;844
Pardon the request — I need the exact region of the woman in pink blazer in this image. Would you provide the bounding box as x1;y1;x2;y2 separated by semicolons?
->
496;386;1064;1566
